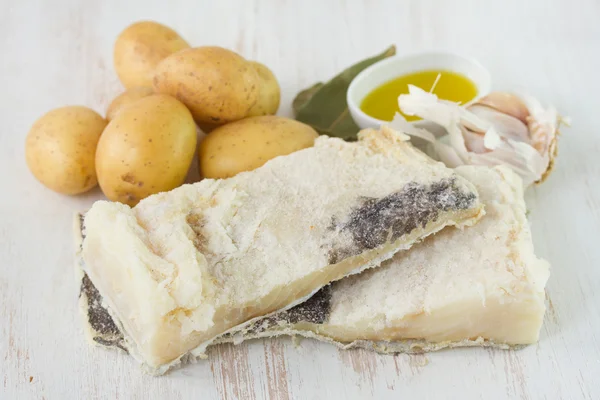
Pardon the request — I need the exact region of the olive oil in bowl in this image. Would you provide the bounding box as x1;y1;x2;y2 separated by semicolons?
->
360;70;478;122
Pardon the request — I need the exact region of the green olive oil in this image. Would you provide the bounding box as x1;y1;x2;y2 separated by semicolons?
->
360;70;478;121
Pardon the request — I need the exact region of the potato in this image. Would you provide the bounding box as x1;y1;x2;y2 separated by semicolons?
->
153;46;260;124
114;21;189;88
246;61;280;117
199;116;318;179
96;94;197;206
25;106;107;195
105;86;154;121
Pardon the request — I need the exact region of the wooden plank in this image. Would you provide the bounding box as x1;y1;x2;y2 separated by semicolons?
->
1;0;599;398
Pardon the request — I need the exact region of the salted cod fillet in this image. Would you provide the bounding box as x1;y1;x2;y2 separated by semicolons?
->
76;127;483;374
217;165;550;351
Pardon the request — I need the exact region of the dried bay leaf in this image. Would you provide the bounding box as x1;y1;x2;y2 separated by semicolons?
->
292;82;324;113
293;46;396;141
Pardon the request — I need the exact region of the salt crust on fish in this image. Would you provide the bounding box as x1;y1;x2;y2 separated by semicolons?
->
219;166;549;353
76;126;483;374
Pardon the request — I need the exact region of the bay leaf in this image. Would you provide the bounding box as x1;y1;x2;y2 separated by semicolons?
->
292;82;324;113
293;45;396;141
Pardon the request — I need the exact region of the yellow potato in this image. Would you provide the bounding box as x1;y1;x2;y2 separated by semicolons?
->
105;86;154;121
153;46;260;124
25;106;107;195
199;116;318;179
114;21;189;88
96;94;197;206
246;61;281;117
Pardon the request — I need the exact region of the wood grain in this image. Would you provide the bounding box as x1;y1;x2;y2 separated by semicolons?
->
209;344;256;400
1;0;600;398
262;340;290;400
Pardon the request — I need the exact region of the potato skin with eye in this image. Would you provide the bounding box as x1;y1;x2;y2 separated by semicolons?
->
105;86;154;121
246;61;281;117
95;94;197;206
25;106;107;195
199;116;319;179
153;46;260;124
114;21;189;88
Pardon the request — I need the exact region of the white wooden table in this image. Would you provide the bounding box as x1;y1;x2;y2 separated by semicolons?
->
2;0;599;398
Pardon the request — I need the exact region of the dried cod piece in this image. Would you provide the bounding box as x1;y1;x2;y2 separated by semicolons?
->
77;126;483;374
219;166;550;351
393;85;563;186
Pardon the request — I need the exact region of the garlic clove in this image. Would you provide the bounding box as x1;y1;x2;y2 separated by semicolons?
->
519;93;562;183
474;92;530;124
467;105;530;144
462;128;489;153
528;116;550;154
395;85;563;187
528;115;559;182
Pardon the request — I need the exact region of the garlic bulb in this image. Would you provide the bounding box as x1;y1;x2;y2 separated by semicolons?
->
391;86;562;187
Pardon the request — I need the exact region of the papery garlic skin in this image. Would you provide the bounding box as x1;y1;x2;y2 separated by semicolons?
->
520;94;560;180
467;105;530;145
475;92;530;124
394;86;561;187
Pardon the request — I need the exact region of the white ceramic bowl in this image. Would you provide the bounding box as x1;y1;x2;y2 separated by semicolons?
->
347;52;491;130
